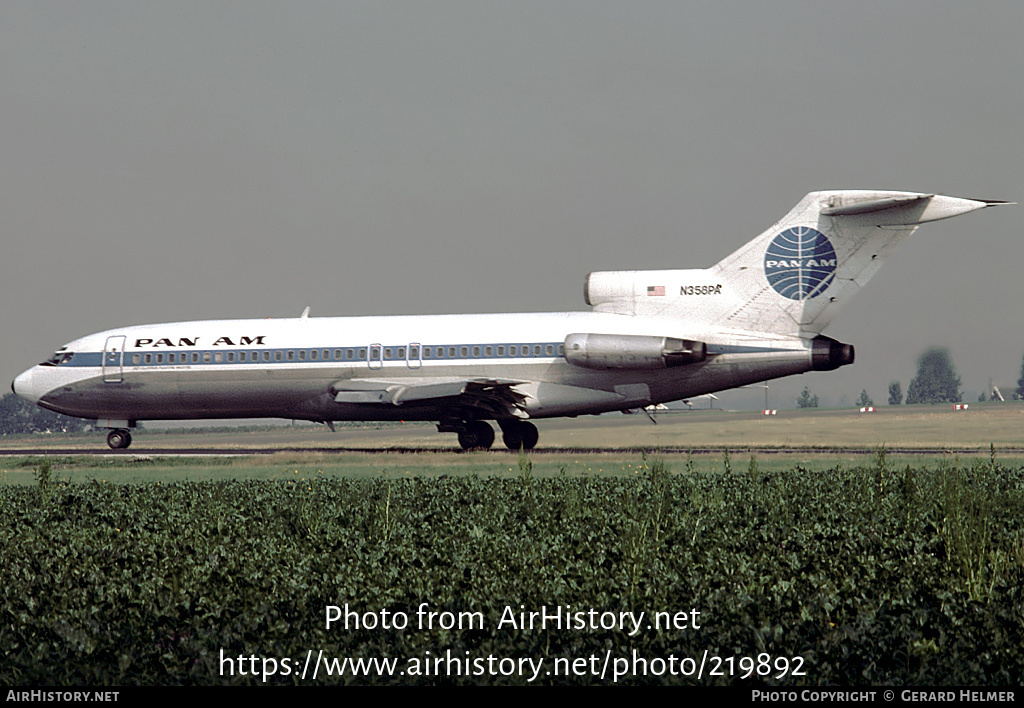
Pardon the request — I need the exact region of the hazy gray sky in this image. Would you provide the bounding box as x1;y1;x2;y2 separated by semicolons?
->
2;2;1021;410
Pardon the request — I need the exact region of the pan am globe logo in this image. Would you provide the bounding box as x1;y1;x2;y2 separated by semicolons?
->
764;226;837;300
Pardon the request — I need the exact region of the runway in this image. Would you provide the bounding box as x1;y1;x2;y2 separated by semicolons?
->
3;445;1024;457
2;403;1021;457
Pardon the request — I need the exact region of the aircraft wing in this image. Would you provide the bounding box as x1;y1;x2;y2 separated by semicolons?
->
330;377;530;418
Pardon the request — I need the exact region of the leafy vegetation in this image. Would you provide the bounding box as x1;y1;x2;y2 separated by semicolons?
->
906;348;962;405
1016;352;1024;400
2;455;1022;685
796;387;818;408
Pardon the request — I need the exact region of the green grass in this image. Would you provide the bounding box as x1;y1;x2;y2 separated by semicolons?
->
4;448;1024;485
3;402;1024;484
4;401;1024;452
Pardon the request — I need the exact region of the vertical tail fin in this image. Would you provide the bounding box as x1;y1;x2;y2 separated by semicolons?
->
710;191;1005;336
585;191;1008;337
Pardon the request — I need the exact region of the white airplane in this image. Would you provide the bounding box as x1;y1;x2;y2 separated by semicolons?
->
12;190;1009;450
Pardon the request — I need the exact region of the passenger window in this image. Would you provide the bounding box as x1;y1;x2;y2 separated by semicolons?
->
132;354;141;365
310;350;317;360
497;346;505;356
460;346;468;358
358;349;367;360
472;346;480;357
287;351;295;361
192;353;199;363
239;352;246;362
203;352;212;363
410;346;418;358
384;348;393;360
485;346;493;356
298;350;306;360
397;347;406;359
509;345;517;356
144;354;152;364
156;354;164;364
214;352;223;363
534;345;542;356
448;347;456;358
546;345;554;356
423;348;431;359
274;352;282;362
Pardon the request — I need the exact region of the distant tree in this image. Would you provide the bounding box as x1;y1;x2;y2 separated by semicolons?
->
978;391;987;402
905;348;962;405
796;386;819;408
856;390;874;407
0;393;91;435
888;381;903;406
1016;352;1024;400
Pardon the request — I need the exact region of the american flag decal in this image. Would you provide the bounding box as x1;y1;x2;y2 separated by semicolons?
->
647;285;666;296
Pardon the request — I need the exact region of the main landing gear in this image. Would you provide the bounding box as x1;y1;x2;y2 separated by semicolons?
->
498;420;539;451
439;419;539;451
106;429;132;450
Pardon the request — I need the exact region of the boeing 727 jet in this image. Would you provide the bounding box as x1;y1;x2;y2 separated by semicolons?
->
12;190;1009;450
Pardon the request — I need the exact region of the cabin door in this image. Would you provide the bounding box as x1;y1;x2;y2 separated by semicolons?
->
406;342;422;369
103;335;126;383
368;343;383;370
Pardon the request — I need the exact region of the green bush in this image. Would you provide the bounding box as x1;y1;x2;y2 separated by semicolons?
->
1;460;1022;685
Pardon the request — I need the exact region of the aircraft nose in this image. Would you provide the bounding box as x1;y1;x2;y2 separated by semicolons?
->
12;367;42;404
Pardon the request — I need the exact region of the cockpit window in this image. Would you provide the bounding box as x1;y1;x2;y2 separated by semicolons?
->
41;351;74;366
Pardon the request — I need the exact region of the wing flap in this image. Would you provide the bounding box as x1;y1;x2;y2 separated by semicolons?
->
331;377;529;417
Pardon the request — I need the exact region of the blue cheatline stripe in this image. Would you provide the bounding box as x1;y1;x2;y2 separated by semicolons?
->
55;342;570;369
53;341;799;369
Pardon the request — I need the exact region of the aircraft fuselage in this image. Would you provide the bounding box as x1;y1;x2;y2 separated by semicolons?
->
14;311;819;425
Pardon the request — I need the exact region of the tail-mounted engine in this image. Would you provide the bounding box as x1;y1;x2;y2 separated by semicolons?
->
564;333;707;370
810;335;855;371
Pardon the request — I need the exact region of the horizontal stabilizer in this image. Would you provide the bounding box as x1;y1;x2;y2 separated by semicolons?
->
820;192;1007;225
820;194;932;216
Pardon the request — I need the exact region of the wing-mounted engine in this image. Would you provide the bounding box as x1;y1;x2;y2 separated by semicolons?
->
563;333;706;370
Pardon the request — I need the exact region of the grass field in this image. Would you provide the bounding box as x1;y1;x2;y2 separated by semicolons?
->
2;402;1023;483
6;401;1024;451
